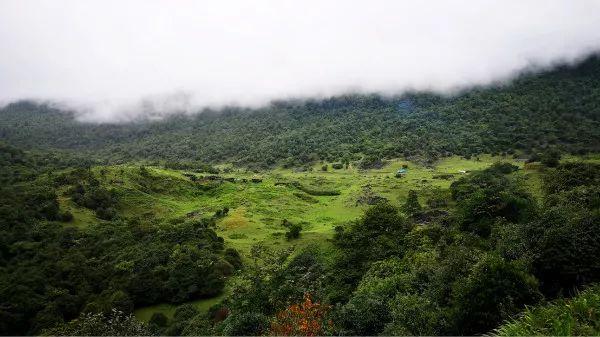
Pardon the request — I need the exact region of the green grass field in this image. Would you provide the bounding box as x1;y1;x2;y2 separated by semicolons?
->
134;294;226;322
54;154;547;322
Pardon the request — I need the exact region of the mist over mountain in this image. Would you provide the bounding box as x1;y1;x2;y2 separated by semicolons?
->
2;1;600;121
4;3;600;336
2;55;599;168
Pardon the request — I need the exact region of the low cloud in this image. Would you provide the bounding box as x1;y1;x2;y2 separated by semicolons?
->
1;0;600;122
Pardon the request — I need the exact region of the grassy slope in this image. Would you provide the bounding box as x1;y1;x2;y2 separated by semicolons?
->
494;285;600;336
54;155;547;321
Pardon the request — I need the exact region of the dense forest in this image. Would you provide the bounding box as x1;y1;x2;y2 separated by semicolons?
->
0;144;243;334
1;141;599;335
1;55;600;336
1;56;600;169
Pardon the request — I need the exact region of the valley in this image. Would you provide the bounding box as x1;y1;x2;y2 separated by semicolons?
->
50;155;548;321
1;58;600;336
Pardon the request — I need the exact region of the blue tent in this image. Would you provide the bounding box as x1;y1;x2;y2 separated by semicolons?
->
397;168;407;174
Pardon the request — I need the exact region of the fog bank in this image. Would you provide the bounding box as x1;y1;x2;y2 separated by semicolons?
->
1;1;600;122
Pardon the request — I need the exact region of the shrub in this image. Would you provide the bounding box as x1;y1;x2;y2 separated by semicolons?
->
60;211;73;222
221;312;269;336
149;312;168;327
402;190;422;216
269;293;332;336
494;285;600;336
173;304;199;322
286;223;302;240
541;149;561;167
41;310;150;336
224;248;243;270
451;254;542;335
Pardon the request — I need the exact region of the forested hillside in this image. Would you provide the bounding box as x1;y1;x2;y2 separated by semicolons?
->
2;56;600;336
2;136;600;335
1;56;600;168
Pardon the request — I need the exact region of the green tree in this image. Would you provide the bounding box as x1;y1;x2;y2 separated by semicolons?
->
41;310;150;336
451;254;542;335
402;190;422;216
285;223;302;240
541;149;561;167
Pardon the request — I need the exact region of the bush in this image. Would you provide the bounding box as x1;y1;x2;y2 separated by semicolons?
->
488;162;519;174
402;190;422;216
285;223;302;240
60;211;73;222
224;248;243;270
451;254;542;335
269;294;332;336
96;207;118;220
494;285;600;336
41;310;150;336
221;312;269;336
541;149;561;167
149;312;168;327
171;304;199;325
359;156;385;170
384;294;443;336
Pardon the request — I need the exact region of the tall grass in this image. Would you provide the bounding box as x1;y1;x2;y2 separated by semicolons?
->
493;285;600;336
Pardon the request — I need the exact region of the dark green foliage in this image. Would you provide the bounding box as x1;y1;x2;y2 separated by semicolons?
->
334;258;403;335
41;310;150;336
451;254;542;334
520;163;600;295
0;216;231;334
325;161;600;336
149;312;168;327
164;161;219;174
292;181;341;196
285;223;302;240
402;190;422;216
330;203;409;301
487;162;519;174
359;155;385;170
162;304;201;336
213;245;327;335
180;314;214;336
213;207;229;218
174;304;199;322
68;174;119;220
3;55;600;336
3;57;600;168
224;248;243;270
541;149;562;167
59;211;73;222
524;204;600;295
220;312;269;336
0;148;234;335
494;285;600;336
543;162;600;194
451;164;536;237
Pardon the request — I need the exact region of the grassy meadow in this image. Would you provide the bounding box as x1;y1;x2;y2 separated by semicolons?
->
54;154;547;321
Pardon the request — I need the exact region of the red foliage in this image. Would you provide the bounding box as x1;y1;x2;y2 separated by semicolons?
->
269;293;333;336
213;307;229;323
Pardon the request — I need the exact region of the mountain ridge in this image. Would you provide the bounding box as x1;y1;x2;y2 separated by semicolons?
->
1;56;600;168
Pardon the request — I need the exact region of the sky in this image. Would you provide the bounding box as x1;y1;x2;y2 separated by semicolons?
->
1;0;600;122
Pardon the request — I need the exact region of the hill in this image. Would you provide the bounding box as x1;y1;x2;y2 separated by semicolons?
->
2;57;600;336
2;137;600;335
1;57;600;168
